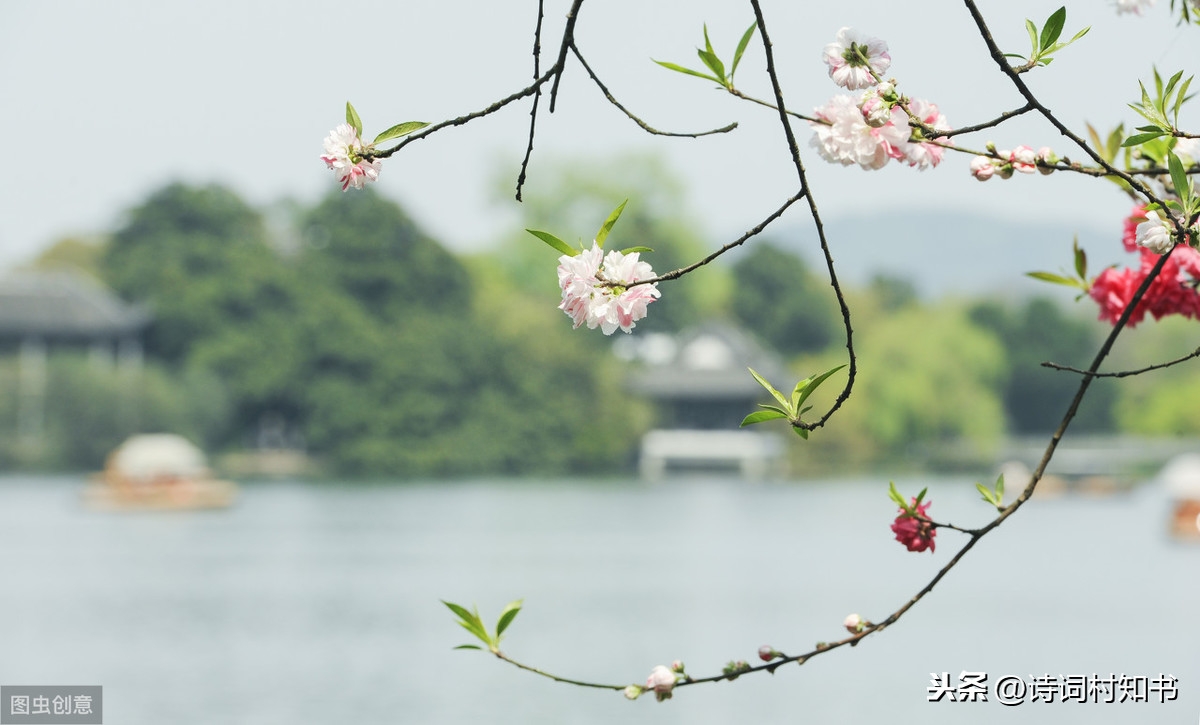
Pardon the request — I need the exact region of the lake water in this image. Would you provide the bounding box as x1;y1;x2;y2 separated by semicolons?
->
0;474;1195;725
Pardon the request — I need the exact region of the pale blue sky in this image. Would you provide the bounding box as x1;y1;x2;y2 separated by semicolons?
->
0;1;1193;269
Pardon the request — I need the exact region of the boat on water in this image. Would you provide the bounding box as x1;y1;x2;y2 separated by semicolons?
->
1160;453;1200;542
83;434;237;511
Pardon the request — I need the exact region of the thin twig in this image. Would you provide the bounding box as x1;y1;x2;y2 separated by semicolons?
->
548;0;587;113
628;192;806;285
1043;344;1200;378
749;0;856;431
515;0;547;201
571;43;738;137
727;88;818;123
495;651;627;691
937;103;1037;138
363;69;558;160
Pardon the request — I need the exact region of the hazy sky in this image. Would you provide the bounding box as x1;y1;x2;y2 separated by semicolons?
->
0;1;1194;270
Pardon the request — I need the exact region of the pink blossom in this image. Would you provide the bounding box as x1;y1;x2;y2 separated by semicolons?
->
843;613;863;634
646;665;676;701
969;156;995;181
904;99;952;169
1010;145;1038;174
320;124;382;191
810;94;908;170
822;27;891;90
556;244;660;334
1090;266;1146;326
891;498;936;553
1089;242;1200;327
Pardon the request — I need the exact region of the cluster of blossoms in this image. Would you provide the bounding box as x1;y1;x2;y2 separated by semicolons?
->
812;29;951;170
320;124;382;191
557;244;661;334
891;497;936;553
1089;206;1200;326
969;145;1056;180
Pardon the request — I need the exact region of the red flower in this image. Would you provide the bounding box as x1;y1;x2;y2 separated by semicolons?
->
891;498;936;553
1122;205;1149;252
1091;208;1200;327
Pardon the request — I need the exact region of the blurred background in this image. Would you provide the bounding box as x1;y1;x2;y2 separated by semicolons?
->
0;1;1197;723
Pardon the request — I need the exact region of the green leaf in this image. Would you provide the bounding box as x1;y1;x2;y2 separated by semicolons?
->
995;474;1005;502
702;23;715;56
443;601;491;645
619;246;654;255
1168;151;1193;204
1122;131;1167;147
345;101;363;138
731;22;756;77
792;425;809;440
748;367;790;410
1073;238;1087;279
526;229;578;257
1106;123;1125;161
443;600;476;623
1173;75;1193;125
456;620;491;644
594;199;628;248
914;487;928;506
1069;26;1090;44
1025;271;1083;288
1040;7;1066;51
496;599;524;637
1025;18;1039;56
976;482;995;505
454;644;483;650
888;482;910;511
697;49;726;83
653;60;722;84
740;409;789;427
792;364;847;413
374;121;429;144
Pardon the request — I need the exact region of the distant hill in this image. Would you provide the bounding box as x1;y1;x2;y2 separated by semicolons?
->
767;210;1126;300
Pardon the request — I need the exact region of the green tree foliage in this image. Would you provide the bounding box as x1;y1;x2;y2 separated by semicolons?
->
97;181;642;476
730;242;840;355
968;297;1115;433
857;304;1007;455
102;183;285;364
298;189;471;320
1109;316;1200;435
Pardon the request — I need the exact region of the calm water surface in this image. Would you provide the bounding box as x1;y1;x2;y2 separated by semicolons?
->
0;474;1195;725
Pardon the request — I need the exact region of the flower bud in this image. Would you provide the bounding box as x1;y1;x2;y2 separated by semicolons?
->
858;91;892;128
843;613;864;634
758;645;779;662
646;665;676;701
1036;146;1056;175
1010;145;1037;174
624;685;643;700
670;660;685;673
969;156;995;181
